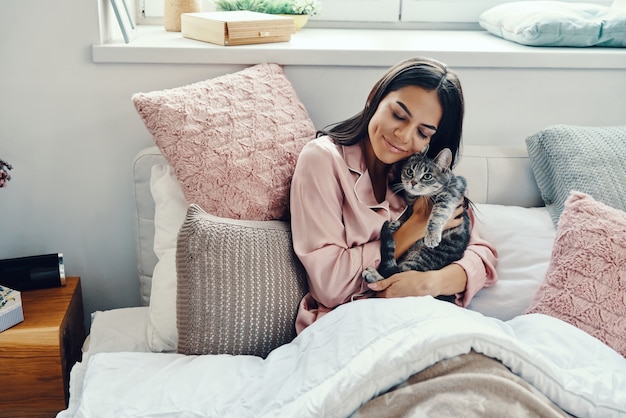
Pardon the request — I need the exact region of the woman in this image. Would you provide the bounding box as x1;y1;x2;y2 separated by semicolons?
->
290;57;498;334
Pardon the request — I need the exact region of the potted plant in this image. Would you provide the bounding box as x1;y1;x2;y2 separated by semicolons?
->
214;0;321;30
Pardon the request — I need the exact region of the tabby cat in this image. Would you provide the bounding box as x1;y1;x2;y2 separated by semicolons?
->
362;147;471;303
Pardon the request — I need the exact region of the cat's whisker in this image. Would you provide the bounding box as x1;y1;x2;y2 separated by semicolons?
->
390;183;406;195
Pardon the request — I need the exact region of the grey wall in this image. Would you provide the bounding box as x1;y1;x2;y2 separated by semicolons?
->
1;0;624;324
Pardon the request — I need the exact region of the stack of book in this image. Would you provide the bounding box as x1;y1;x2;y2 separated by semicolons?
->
0;285;23;332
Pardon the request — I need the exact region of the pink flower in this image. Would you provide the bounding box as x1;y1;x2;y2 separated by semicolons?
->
0;158;12;188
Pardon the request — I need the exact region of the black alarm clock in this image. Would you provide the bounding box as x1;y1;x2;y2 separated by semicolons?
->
0;253;66;290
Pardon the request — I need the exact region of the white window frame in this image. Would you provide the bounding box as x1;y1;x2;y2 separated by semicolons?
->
137;0;399;23
136;0;614;26
313;0;399;22
402;0;613;23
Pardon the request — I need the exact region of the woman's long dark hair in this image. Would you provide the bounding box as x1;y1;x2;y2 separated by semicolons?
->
318;57;465;167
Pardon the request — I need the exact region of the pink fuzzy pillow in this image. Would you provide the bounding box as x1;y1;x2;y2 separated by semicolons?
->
526;191;626;357
132;63;316;221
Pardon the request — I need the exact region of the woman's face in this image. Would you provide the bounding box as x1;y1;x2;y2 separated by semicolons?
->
367;85;442;165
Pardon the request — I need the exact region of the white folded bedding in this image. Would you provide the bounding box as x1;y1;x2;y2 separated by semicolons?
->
60;297;626;418
84;307;152;357
63;307;152;416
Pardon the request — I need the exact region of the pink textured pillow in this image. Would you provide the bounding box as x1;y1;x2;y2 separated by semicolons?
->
132;63;316;221
526;191;626;357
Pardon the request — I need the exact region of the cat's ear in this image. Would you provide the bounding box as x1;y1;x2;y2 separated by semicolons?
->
434;148;453;170
421;144;429;155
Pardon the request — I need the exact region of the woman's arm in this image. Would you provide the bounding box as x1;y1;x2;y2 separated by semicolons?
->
290;140;379;309
392;196;463;259
451;208;499;306
368;205;498;305
367;263;467;298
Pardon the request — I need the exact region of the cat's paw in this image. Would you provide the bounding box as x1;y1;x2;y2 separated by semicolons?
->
424;232;442;248
362;267;384;283
387;220;401;233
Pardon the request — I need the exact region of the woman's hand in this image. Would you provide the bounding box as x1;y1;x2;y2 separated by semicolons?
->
367;263;468;299
445;201;465;228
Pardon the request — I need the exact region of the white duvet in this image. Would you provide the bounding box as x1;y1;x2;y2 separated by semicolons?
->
59;297;626;418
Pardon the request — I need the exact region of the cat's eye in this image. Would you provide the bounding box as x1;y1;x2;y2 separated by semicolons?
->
422;173;433;181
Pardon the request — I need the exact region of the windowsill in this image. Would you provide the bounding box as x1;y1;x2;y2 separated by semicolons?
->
92;25;626;69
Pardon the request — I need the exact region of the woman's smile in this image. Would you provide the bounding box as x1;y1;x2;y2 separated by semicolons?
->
382;135;408;154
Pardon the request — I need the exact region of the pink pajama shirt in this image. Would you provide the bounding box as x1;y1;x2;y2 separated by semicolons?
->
290;136;498;334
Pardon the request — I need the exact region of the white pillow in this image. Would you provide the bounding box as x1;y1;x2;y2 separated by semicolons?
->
479;1;626;47
468;203;556;321
147;164;188;352
152;163;188;258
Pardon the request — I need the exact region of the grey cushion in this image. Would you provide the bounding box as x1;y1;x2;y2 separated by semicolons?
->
525;124;626;226
479;1;626;47
176;204;309;358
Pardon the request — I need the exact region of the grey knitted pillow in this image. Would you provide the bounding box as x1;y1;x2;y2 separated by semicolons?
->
526;124;626;226
176;204;308;358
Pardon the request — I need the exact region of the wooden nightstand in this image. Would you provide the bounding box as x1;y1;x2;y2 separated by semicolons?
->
0;276;85;417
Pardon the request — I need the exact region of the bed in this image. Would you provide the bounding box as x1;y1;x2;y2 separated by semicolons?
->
58;63;626;417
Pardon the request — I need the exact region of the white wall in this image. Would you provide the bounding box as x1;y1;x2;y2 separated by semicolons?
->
1;0;625;325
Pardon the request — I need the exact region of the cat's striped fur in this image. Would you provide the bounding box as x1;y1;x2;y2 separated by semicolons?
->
362;148;471;303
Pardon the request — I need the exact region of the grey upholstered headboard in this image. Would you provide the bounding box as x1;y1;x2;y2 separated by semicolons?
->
455;145;543;208
132;145;543;306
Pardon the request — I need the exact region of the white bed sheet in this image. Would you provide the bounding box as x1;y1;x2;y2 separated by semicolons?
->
60;297;626;418
64;307;152;417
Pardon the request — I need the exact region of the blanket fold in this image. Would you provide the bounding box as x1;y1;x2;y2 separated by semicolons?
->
353;351;571;418
60;297;626;418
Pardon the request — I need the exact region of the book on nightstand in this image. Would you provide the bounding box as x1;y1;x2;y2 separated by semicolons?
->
0;285;24;332
181;11;296;46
